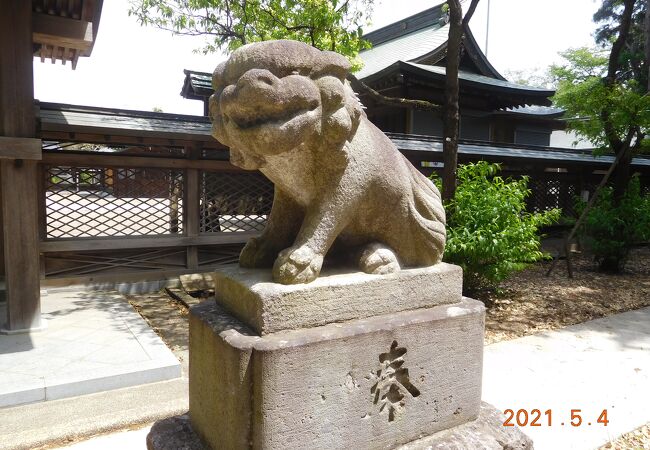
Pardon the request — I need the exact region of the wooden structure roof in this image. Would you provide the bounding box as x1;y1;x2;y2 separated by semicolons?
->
180;61;558;113
35;103;650;171
181;2;557;115
181;69;213;101
32;0;104;69
38;102;222;146
390;133;650;169
364;61;556;109
356;2;557;112
358;1;501;80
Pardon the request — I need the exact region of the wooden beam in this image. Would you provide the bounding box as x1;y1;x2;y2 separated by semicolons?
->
81;0;97;22
41;264;239;287
40;232;257;253
0;168;4;298
185;144;201;269
32;13;93;53
0;137;42;160
39;109;216;142
0;0;43;332
42;152;242;171
39;130;226;149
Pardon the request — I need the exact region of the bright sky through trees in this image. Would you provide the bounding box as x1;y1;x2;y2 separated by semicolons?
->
34;0;600;115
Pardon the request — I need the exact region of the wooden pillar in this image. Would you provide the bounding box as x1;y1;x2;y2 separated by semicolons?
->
184;144;201;270
0;1;43;332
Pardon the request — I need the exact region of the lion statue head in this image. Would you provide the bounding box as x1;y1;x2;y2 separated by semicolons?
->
209;40;363;170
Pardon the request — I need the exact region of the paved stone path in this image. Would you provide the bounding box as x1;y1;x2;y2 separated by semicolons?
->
0;290;180;409
56;306;650;450
483;306;650;450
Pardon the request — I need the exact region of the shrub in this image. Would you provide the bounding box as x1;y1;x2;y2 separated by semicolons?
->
441;162;560;293
576;176;650;272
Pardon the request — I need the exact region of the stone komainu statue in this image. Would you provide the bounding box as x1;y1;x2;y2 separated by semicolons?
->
210;40;446;284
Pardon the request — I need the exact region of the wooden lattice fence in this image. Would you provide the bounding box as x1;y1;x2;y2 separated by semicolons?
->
35;105;650;284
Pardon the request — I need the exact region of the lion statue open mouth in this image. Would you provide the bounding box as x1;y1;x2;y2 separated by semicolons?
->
209;40;446;284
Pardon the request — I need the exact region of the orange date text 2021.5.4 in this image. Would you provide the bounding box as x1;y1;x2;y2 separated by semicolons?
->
503;409;609;427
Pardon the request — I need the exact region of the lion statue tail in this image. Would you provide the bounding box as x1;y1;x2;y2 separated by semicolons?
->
406;160;447;265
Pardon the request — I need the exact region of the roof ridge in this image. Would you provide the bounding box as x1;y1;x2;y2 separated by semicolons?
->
362;2;448;46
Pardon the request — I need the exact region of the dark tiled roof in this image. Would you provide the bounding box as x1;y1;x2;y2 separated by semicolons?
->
357;0;506;81
181;69;212;100
388;133;650;168
38;102;215;143
499;105;565;118
36;103;649;169
362;61;554;108
405;62;554;95
362;3;449;47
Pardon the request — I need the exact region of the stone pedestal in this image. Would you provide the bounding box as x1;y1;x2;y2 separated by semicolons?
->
188;264;486;449
147;402;533;450
211;263;463;334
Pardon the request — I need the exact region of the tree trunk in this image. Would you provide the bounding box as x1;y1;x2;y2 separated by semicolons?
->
612;147;633;202
442;0;463;202
601;0;636;205
645;0;650;92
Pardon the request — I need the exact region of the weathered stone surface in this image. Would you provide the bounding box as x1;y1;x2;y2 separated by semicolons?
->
147;403;533;450
146;414;204;450
189;304;256;450
214;263;463;334
398;402;534;450
209;40;446;284
180;273;214;292
189;298;484;450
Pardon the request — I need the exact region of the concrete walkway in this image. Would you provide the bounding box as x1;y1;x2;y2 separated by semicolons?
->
0;378;187;450
0;290;181;408
483;306;650;450
32;306;650;450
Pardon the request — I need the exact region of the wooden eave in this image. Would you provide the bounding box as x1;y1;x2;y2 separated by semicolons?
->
409;26;506;81
388;133;650;171
461;25;506;80
32;0;104;69
37;102;226;149
361;62;554;110
181;70;213;101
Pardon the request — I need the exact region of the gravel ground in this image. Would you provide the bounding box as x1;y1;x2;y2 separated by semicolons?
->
601;423;650;450
481;246;650;345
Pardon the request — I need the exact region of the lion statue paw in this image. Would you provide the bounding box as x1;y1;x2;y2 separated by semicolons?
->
358;243;401;275
273;245;324;285
239;236;278;268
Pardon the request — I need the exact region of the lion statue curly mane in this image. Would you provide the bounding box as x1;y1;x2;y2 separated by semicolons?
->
209;40;446;284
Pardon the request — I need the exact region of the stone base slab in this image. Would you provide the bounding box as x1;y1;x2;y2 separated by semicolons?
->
147;403;532;450
0;319;47;335
213;262;463;335
398;402;534;449
189;297;484;450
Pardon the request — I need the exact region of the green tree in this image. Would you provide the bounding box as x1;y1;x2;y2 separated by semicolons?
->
576;175;650;272
441;162;559;293
551;0;649;203
129;0;375;69
547;0;649;276
593;0;649;89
